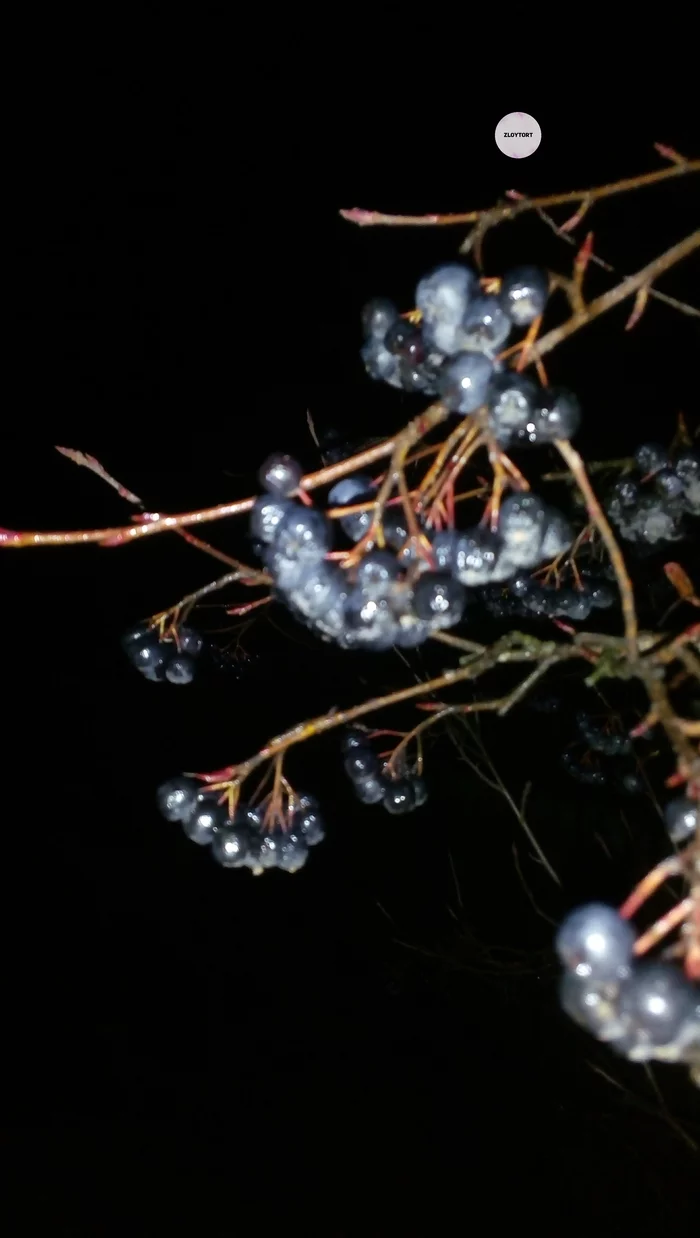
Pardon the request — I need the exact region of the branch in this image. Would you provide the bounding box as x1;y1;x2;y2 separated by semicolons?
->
339;157;700;229
555;438;638;661
524;232;700;365
2;405;450;550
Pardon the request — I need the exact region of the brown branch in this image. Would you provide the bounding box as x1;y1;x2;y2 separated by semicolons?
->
339;159;700;229
525;232;700;365
533;208;699;319
200;633;587;786
2;405;450;550
555;438;638;661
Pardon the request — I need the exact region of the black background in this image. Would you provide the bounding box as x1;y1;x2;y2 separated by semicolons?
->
2;81;699;1233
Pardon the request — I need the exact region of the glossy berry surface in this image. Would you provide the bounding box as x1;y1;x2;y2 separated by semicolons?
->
354;773;386;804
259;453;303;497
344;749;380;780
383;778;417;815
499;265;548;326
438;350;494;414
211;825;250;868
361;297;400;341
182;798;225;845
157;776;200;823
555;903;635;982
664;796;697;845
617;963;699;1048
250;496;294;544
165;655;196;685
412;572;466;628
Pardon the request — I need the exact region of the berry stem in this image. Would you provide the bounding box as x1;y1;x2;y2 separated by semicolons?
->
555;438;638;662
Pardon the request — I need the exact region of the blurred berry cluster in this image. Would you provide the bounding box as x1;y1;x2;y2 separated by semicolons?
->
560;710;643;794
606;444;700;546
122;623;205;684
156;775;325;874
341;728;428;814
482;566;615;624
556;901;699;1066
251;454;575;652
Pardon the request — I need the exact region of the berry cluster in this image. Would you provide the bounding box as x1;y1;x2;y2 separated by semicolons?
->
251;454;575;651
606;445;700;546
482;567;615;624
360;262;581;447
559;710;644;795
556;902;699;1065
341;728;428;814
156;775;325;874
122;623;205;684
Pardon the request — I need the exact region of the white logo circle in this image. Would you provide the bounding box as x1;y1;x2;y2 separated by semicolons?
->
495;113;541;159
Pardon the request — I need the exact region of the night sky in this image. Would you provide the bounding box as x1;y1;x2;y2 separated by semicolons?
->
3;89;698;1232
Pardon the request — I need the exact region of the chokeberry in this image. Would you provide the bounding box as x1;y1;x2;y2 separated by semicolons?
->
259;453;303;497
438;350;494;415
211;825;250;868
383;778;416;814
555;903;635;982
499;265;548;326
412;572;466;628
157;775;200;823
664;796;697;845
166;655;196;685
361;297;400;341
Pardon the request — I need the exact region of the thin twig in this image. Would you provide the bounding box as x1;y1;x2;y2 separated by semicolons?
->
339;159;700;229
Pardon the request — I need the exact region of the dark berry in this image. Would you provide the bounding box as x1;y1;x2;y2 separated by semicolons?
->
165;654;196;685
499;266;548;326
634;443;670;476
259;453;303;497
293;809;325;846
438;350;494;415
654;469;685;502
157;775;200;823
460;294;511;354
341;728;371;756
361;297;400;342
535;388;581;441
355;551;401;590
361;339;401;387
452;527;502;586
178;627;204;657
412;777;429;807
664;796;697;845
381;506;410;551
486;372;539;445
130;638;168;681
559;973;629;1043
211;825;250;868
250;495;294;545
354;774;386;804
383;778;416;815
275;506;331;564
384;319;426;364
412;572;466;628
416;264;478;354
328;475;374;543
182;797;225;846
344;749;380;780
674;451;700;484
555;903;635;982
277;832;309;872
618;963;698;1048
